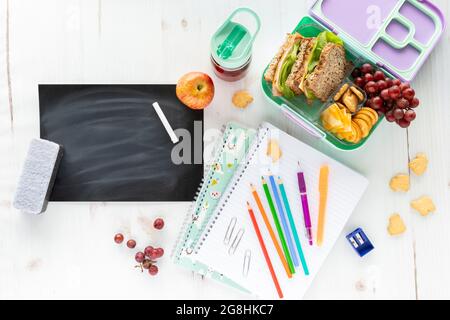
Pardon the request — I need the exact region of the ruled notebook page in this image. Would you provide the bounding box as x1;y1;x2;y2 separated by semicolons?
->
195;122;369;299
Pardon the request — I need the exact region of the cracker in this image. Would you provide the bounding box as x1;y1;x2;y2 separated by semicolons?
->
389;174;410;192
409;153;428;176
388;214;406;236
267;139;282;163
334;83;349;102
411;196;436;216
232;90;254;109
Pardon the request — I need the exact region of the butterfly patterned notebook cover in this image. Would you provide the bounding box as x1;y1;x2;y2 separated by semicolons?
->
172;122;255;288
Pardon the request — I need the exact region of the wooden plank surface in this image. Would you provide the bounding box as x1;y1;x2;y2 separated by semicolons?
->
0;0;448;299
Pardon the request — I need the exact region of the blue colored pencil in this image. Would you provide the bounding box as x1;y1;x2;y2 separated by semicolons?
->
278;177;309;275
268;175;299;267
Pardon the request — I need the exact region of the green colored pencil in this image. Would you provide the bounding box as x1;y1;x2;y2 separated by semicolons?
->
262;177;295;274
278;177;309;276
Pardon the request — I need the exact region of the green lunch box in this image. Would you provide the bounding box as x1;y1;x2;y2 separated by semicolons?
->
261;0;445;151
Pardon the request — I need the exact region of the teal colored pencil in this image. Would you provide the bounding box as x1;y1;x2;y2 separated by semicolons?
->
278;177;310;276
262;177;295;274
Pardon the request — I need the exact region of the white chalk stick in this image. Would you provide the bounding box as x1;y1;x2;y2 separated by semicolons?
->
152;102;179;144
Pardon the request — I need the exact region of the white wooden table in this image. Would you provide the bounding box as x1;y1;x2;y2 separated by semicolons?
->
1;0;449;300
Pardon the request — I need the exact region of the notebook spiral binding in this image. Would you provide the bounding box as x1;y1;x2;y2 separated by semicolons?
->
171;123;230;261
194;125;270;255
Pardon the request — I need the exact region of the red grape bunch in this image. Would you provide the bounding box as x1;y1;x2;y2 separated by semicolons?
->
114;217;165;277
352;63;420;128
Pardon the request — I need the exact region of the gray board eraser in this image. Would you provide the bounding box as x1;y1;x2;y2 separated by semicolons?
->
13;138;63;214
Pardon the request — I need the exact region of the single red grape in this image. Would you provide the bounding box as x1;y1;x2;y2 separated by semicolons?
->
410;97;420;108
400;82;411;91
393;108;404;120
393;79;402;86
127;239;136;249
365;81;378;94
386;110;396;122
364;73;374;83
404;109;417;122
402;88;415;100
149;250;159;260
354;77;365;88
372;96;384;110
398;119;411;128
389;86;401;100
374;71;386;81
155;248;164;258
377;80;388;91
135;252;145;263
144;246;154;257
114;233;124;244
361;63;373;74
149;265;158;276
396;98;410;109
380;88;390;101
386;78;394;88
153;218;164;230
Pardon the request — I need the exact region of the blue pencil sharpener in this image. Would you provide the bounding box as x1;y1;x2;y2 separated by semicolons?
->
346;228;374;257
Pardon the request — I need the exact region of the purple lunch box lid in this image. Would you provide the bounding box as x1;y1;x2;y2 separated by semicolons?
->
309;0;446;82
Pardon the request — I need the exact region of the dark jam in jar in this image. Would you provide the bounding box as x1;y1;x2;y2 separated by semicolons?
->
211;55;251;82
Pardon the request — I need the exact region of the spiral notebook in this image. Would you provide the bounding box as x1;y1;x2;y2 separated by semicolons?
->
195;122;369;299
172;122;255;289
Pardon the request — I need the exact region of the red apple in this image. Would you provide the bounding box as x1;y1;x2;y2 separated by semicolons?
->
176;72;214;110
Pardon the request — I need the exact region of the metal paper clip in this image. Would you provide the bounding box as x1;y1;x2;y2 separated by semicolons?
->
228;228;245;255
224;217;237;245
243;250;251;277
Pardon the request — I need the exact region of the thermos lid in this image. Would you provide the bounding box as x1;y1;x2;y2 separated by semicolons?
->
211;8;261;70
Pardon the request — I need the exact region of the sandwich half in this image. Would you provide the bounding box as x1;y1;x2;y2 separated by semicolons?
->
265;31;347;102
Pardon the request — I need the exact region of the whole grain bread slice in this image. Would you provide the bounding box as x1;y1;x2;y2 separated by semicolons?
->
305;43;346;102
264;34;291;83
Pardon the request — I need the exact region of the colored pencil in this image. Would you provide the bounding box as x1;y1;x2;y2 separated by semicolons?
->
250;184;292;278
317;165;329;246
278;177;310;275
297;162;313;246
261;177;295;274
247;202;284;299
268;175;299;267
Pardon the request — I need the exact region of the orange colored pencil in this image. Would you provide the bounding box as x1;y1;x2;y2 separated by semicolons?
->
250;184;292;278
247;202;284;299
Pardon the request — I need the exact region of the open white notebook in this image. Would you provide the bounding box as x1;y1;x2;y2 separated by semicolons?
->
195;122;368;299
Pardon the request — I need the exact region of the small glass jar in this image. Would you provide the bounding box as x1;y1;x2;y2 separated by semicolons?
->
211;55;252;82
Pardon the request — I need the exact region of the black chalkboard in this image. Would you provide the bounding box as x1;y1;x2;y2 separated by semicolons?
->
39;85;204;201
